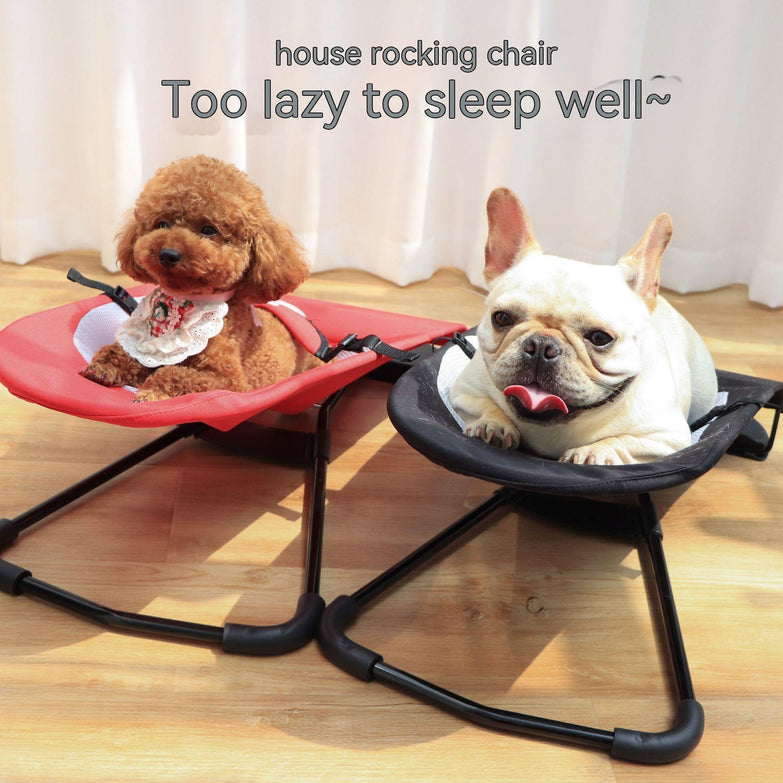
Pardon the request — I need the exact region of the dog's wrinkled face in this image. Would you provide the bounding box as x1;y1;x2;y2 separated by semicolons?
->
478;187;671;427
117;155;309;302
479;255;648;424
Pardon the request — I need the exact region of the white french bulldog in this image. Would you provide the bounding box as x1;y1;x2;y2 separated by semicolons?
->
449;187;718;465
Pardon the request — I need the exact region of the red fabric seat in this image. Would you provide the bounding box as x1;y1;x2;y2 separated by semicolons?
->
0;287;464;430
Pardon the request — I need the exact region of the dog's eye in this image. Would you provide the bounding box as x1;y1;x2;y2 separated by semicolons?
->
492;311;514;329
156;221;170;230
200;225;218;237
586;330;614;347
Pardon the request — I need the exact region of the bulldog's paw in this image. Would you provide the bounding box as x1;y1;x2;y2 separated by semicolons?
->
464;418;520;450
559;438;637;466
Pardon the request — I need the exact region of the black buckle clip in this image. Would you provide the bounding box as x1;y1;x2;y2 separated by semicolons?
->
336;333;362;354
67;268;138;314
320;333;419;364
317;334;360;363
449;331;476;359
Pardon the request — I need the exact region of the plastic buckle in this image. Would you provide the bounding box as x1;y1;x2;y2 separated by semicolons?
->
336;333;361;352
320;334;361;361
359;335;381;353
450;332;476;359
66;268;138;314
360;335;420;364
323;334;419;364
109;286;138;315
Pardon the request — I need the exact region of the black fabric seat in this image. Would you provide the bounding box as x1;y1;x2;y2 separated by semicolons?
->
388;339;782;495
319;338;782;764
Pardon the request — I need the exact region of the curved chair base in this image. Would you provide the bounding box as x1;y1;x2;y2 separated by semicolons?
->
0;393;342;655
319;491;706;764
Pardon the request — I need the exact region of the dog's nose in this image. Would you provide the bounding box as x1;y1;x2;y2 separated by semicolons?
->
159;247;181;268
522;335;562;362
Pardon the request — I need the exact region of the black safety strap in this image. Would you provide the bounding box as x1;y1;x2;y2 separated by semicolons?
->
689;397;781;432
690;396;781;460
429;331;476;359
67;268;138;314
67;267;422;365
316;332;420;364
447;331;476;359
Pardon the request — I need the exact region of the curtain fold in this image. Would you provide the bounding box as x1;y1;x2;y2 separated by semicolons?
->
1;0;781;306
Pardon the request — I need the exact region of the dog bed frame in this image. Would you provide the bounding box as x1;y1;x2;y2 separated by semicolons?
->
319;332;782;764
0;275;464;655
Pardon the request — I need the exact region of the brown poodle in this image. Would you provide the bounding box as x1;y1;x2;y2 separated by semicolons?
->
81;155;321;401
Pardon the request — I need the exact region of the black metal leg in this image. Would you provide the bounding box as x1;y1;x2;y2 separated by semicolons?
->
0;394;344;655
637;493;695;701
222;390;344;655
16;577;224;645
319;490;704;763
372;661;615;751
0;424;204;548
304;389;345;596
353;487;515;607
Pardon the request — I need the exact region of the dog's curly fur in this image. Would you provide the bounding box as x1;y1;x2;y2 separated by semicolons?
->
81;155;321;401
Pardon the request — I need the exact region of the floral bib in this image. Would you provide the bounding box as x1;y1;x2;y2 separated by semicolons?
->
116;287;230;367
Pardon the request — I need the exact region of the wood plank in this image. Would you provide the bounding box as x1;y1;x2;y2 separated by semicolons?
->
0;252;780;782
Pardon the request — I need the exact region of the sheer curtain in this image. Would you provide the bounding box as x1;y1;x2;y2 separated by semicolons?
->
1;0;781;306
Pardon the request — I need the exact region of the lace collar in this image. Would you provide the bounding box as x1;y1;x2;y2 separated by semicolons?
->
116;287;231;367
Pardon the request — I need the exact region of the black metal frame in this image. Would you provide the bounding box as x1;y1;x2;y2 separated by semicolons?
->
0;390;345;655
319;489;706;764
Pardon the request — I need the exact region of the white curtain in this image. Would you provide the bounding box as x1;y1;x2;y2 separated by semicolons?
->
1;0;781;306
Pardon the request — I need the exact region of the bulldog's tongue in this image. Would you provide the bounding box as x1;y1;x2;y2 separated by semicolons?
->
504;384;569;414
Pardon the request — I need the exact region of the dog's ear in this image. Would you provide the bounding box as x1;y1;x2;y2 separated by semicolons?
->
115;215;154;283
234;219;310;303
484;188;540;284
618;213;672;312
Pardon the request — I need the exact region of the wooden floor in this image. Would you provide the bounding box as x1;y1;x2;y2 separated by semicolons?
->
0;253;780;782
